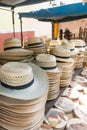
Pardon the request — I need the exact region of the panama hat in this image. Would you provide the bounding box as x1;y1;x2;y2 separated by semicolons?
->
4;38;21;50
0;62;49;100
24;37;47;56
36;53;61;73
62;40;79;56
52;45;73;63
70;39;86;52
25;37;44;48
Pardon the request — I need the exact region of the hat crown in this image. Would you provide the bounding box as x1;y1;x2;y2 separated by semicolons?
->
0;62;34;88
36;54;56;63
53;45;70;57
62;40;75;50
4;38;21;44
28;37;41;44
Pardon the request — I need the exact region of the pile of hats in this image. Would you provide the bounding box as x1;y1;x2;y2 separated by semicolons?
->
52;45;74;87
0;48;34;65
70;39;85;68
24;37;47;57
61;39;79;68
36;54;62;100
0;38;34;65
0;62;49;130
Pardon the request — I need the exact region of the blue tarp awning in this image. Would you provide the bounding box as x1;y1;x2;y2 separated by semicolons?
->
19;2;87;22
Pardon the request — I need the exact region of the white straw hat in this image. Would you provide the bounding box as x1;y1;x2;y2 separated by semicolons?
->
0;62;49;100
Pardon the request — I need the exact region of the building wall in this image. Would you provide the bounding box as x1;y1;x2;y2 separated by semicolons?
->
59;18;87;38
0;31;34;51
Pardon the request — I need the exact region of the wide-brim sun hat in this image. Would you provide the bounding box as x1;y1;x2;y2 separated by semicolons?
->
0;62;49;100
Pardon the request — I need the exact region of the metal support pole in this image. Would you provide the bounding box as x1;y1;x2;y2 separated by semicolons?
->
19;16;23;47
11;7;15;37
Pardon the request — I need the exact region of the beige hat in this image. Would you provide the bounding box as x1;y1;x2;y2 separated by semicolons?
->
0;62;49;100
52;45;73;62
4;38;21;50
70;39;86;52
62;40;79;55
36;53;61;73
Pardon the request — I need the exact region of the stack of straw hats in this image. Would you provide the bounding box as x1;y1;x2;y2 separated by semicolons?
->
0;48;34;65
61;39;79;68
70;39;85;68
4;38;22;50
36;54;62;100
52;45;74;87
24;37;47;57
0;62;49;130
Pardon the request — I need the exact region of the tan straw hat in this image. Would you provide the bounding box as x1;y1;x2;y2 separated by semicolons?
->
52;45;73;62
4;38;21;50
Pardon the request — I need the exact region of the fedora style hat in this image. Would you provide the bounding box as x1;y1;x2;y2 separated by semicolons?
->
0;62;49;100
36;54;61;73
62;40;79;56
4;38;21;50
52;45;73;63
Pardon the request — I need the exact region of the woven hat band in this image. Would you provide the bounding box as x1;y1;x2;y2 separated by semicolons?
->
1;78;34;90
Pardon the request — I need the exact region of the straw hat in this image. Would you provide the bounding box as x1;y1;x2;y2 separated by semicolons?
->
27;37;42;46
0;62;49;100
36;54;61;73
62;40;79;56
70;39;86;52
52;45;73;62
4;38;21;50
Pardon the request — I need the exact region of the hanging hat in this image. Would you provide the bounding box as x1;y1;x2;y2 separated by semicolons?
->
4;38;21;50
52;45;73;62
0;62;49;100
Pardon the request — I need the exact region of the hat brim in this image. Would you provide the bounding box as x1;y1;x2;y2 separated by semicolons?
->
56;57;73;63
0;63;49;100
